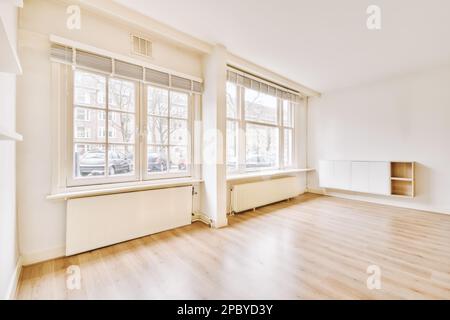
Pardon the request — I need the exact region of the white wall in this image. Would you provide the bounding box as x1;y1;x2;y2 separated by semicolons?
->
0;0;20;299
16;0;203;264
308;64;450;214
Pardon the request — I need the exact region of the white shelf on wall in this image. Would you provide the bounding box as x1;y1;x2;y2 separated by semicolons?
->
318;160;415;198
0;16;22;74
0;126;23;141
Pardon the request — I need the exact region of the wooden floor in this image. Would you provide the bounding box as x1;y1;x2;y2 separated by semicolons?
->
16;193;450;299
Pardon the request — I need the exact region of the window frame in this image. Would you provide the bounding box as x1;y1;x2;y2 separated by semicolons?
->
226;83;296;174
67;68;141;187
226;82;240;173
143;83;193;180
65;68;194;188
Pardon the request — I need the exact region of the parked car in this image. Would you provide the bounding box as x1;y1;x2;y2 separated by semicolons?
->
148;152;167;172
78;150;132;176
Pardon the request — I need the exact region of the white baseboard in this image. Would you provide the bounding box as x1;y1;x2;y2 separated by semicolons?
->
192;212;212;226
21;246;66;266
5;256;22;300
306;188;450;216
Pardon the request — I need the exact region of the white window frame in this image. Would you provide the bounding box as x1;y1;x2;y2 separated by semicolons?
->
65;68;193;188
226;83;296;174
143;83;193;180
226;82;240;173
67;68;140;187
281;100;295;168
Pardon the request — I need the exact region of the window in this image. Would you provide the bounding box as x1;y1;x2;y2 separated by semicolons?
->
98;127;116;138
146;86;190;177
72;70;136;183
226;83;239;172
282;100;294;167
226;82;296;173
69;69;193;186
76;108;90;121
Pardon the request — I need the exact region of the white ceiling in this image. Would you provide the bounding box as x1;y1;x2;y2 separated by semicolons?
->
114;0;450;92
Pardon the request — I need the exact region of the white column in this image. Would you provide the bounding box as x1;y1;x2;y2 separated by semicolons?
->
200;44;228;228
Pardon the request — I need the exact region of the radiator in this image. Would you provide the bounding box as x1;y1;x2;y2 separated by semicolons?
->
231;177;302;213
66;186;192;256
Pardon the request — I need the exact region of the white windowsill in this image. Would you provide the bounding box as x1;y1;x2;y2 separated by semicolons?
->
226;168;315;182
47;178;204;200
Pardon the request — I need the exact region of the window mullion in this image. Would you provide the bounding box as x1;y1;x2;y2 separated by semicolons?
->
238;86;246;174
279;98;284;170
105;75;110;177
167;90;171;173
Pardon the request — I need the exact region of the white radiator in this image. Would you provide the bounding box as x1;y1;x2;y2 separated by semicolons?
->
231;177;302;213
66;186;192;256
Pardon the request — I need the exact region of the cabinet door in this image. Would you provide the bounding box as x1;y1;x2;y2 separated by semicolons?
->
334;161;351;190
369;162;391;195
319;160;334;188
351;161;369;193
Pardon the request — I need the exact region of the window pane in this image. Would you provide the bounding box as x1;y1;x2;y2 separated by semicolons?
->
147;146;168;173
283;100;293;127
148;116;168;144
284;129;293;167
108;144;134;176
109;78;135;112
246;123;278;170
109;112;135;143
74;70;106;108
73;108;106;143
226;82;238;119
169;146;188;172
148;86;168;116
170;91;188;119
170;119;188;146
245;88;277;125
226;120;238;172
74;144;106;177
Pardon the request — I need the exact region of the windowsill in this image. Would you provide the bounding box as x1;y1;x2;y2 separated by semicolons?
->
226;168;315;182
47;177;203;201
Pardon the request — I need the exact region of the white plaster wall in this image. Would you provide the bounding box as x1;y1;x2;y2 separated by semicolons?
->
308;64;450;214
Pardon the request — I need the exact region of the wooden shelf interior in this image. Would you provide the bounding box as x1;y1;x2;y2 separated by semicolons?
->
390;162;414;197
391;162;413;179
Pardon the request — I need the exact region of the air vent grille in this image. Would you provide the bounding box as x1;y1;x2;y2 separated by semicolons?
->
132;35;152;58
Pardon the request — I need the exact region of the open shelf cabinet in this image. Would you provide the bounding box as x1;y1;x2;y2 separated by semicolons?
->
390;162;415;197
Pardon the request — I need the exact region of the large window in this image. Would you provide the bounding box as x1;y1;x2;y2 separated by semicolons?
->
146;86;190;178
69;69;192;186
226;82;295;173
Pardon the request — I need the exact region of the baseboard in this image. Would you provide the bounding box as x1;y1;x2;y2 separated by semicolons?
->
192;212;212;226
306;187;450;216
5;256;22;300
21;246;66;266
306;188;325;195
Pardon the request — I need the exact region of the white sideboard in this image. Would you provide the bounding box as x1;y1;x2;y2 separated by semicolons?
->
319;160;415;197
